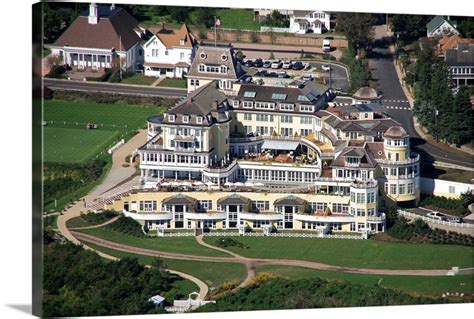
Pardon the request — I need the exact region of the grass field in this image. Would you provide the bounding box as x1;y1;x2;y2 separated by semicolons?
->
157;78;187;88
66;214;116;229
43;100;164;163
203;237;474;269
44;127;119;163
77;227;229;257
84;241;246;292
120;73;157;86
256;265;473;296
216;9;260;30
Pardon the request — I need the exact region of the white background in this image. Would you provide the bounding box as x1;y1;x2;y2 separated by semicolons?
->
0;0;473;318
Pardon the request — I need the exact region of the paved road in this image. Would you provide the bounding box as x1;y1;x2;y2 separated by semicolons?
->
367;26;473;168
43;78;187;98
310;62;350;92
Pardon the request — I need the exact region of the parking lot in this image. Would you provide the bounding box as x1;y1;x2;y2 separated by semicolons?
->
240;58;350;92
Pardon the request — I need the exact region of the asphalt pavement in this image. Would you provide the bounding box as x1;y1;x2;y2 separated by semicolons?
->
367;26;473;169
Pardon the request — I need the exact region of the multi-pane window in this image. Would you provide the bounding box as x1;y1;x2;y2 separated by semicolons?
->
243;101;253;108
256;114;274;122
356;193;365;204
300;116;312;124
367;192;375;203
197;200;212;211
279;103;294;111
244;113;252;121
255;102;275;110
407;183;414;194
300;105;314;112
390;184;397;195
356;208;365;216
281;115;293;123
399;184;406;195
252;200;269;212
139;200;157;212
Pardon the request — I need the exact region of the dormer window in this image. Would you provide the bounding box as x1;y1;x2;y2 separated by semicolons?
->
197;116;203;124
168;115;175;122
183;115;189;123
180;39;185;45
233;100;239;108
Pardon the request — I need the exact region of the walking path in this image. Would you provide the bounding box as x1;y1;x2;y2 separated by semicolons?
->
151;77;165;87
73;232;451;278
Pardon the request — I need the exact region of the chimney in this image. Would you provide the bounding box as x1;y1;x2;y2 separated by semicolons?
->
88;3;98;25
211;100;219;111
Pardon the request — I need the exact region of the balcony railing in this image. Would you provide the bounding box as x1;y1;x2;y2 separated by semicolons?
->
377;153;420;165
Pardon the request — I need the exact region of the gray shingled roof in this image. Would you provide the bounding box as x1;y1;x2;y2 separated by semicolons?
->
445;44;474;66
187;45;245;80
274;195;307;206
162;194;196;205
217;194;251;205
163;81;230;126
427;16;457;34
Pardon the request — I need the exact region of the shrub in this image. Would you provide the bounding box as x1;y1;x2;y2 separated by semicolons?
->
79;210;118;226
46;65;67;79
198;30;207;39
215;237;248;249
105;216;146;237
419;194;467;216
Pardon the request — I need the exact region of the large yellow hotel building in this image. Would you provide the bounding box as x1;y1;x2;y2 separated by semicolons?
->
98;45;420;235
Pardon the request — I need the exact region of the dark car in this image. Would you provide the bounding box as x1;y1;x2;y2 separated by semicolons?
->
263;60;272;68
243;59;254;67
253;58;263;67
292;61;304;70
267;72;278;78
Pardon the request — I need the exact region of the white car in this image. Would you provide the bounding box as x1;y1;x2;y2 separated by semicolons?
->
282;61;292;69
426;211;446;221
322;64;331;71
271;60;282;69
302;74;313;81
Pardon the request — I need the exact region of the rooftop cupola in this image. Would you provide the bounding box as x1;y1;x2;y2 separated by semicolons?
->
88;3;98;25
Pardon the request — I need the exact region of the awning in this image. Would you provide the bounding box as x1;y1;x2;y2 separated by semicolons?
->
261;140;299;151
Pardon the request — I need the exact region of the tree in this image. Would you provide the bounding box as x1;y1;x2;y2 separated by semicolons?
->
336;13;376;52
457;17;474;38
168;7;189;23
235;50;244;60
450;86;474;145
269;51;275;60
43;3;79;43
428;59;452;141
263;10;290;28
391;14;430;41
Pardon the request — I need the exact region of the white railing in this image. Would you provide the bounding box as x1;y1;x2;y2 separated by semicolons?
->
202;231;364;239
162;232;195;237
398;210;474;228
377;153;420;165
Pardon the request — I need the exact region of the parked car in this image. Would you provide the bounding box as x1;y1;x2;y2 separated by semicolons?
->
240;75;253;83
256;70;267;77
277;71;289;78
243;59;254;67
427;211;447;221
333;87;344;94
292;61;304;70
448;216;462;223
282;61;292;69
271;60;282;69
322;64;331;71
263;60;272;68
267;71;278;78
303;62;311;70
253;58;263;67
302;74;313;81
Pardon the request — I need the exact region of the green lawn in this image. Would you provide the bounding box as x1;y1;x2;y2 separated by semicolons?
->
77;227;229;257
257;265;473;296
84;241;246;292
203;237;474;269
120;73;157;86
66;214;115;229
44;127;119;163
43;99;164;162
216;9;260;31
157;78;187;88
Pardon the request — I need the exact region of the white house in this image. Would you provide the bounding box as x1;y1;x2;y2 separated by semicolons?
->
50;3;149;71
143;24;196;78
426;16;460;38
289;10;330;34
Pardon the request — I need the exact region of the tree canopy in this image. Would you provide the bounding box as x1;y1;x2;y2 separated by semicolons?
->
391;14;430;42
336;13;376;51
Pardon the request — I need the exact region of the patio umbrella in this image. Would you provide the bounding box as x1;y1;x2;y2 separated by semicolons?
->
254;182;264;187
160;182;170;186
182;181;192;187
171;182;181;187
234;182;244;186
244;182;255;187
224;182;234;187
193;181;204;186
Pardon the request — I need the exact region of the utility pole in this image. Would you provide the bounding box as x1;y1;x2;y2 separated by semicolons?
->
435;109;439;141
119;35;122;80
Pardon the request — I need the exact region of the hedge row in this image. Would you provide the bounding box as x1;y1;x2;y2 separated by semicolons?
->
105;216;146;237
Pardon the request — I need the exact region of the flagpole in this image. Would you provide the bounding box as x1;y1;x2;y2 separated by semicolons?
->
214;16;217;47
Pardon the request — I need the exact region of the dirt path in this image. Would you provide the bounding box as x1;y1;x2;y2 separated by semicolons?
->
75;232;450;278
